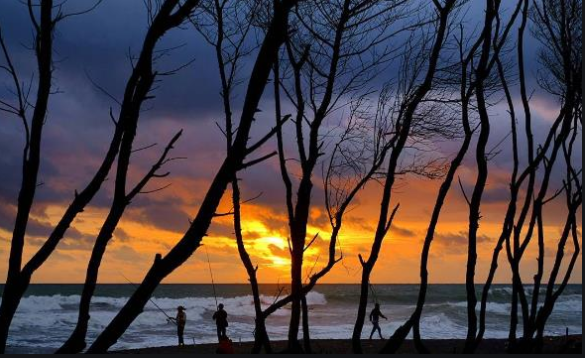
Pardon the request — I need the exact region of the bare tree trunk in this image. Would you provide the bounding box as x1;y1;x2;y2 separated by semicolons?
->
352;268;370;353
0;282;27;354
2;85;124;352
58;209;125;353
472;2;581;352
475;19;525;342
351;263;371;354
506;1;582;352
288;230;305;352
385;2;525;351
353;202;399;354
301;296;311;353
506;88;575;353
0;1;53;352
284;1;350;349
530;97;581;352
85;2;298;352
534;204;581;340
507;2;535;347
232;178;272;353
462;1;496;353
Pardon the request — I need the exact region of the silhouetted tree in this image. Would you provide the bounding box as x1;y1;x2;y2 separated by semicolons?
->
54;4;200;353
529;0;581;349
0;1;120;353
349;0;461;353
458;1;498;352
85;0;300;352
380;0;526;351
270;1;409;351
491;0;582;352
320;88;402;354
430;0;581;353
192;0;275;353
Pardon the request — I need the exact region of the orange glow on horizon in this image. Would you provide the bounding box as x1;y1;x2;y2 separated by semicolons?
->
0;170;581;285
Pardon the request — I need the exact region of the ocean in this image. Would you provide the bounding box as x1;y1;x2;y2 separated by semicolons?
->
0;284;581;353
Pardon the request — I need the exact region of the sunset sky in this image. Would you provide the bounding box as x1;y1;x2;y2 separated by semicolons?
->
0;0;581;285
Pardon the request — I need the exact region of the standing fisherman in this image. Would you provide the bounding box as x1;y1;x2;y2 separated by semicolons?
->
205;247;233;351
169;306;187;347
212;303;229;341
120;273;189;347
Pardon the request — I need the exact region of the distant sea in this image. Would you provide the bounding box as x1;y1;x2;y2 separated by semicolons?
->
0;284;581;353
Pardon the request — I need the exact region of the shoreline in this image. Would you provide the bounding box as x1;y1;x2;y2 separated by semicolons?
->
114;335;582;354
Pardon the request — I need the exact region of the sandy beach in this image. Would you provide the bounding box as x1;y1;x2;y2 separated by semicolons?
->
114;335;582;354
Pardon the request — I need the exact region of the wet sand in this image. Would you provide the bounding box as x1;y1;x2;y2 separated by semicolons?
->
115;335;581;354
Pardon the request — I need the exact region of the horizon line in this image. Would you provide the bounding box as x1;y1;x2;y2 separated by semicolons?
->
2;282;582;285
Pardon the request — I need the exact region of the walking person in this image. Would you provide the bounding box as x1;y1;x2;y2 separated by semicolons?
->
369;303;387;339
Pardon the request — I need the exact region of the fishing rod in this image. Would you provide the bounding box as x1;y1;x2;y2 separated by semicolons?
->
118;272;177;326
204;246;219;309
369;281;379;305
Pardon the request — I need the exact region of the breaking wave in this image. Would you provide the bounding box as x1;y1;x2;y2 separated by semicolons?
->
1;284;581;352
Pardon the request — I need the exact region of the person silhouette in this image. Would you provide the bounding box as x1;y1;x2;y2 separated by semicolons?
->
212;303;229;341
168;306;187;347
369;303;387;339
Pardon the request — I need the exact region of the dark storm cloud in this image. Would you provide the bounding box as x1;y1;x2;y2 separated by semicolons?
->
0;202;95;252
0;0;551;133
208;221;235;239
0;204;17;234
237;155;327;218
0;116;116;215
482;184;511;204
435;231;493;255
28;231;96;251
238;164;287;210
0;143;23;203
0;0;230;120
131;200;191;234
0;125;62;203
0;203;57;238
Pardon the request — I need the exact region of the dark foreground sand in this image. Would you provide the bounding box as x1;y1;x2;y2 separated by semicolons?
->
115;335;582;354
